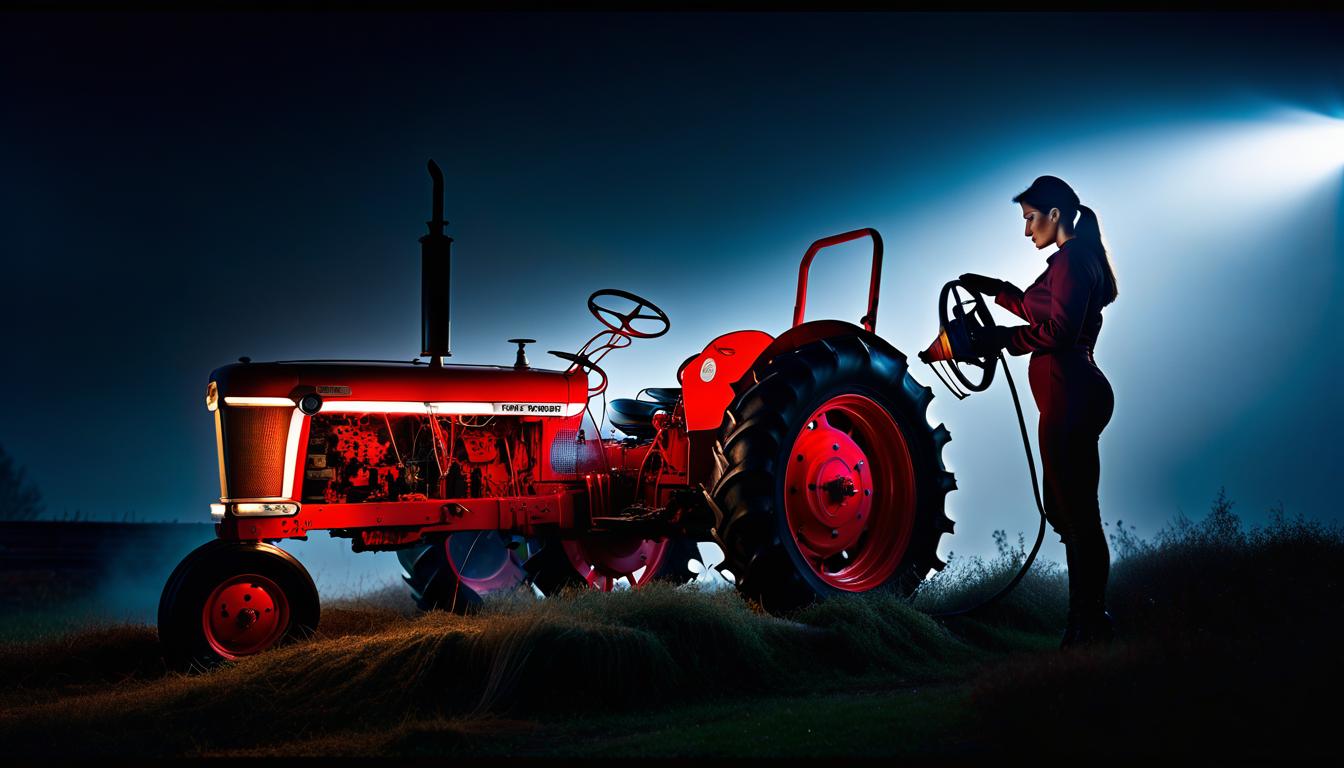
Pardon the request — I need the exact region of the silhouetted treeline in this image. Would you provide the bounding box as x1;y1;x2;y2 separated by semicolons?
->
0;443;43;521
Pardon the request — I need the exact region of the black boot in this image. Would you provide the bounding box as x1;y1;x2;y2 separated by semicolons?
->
1065;609;1115;648
1081;609;1115;645
1060;538;1084;649
1060;612;1083;649
1060;532;1115;649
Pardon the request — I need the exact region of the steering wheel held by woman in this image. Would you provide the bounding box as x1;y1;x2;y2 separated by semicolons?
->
938;279;1000;394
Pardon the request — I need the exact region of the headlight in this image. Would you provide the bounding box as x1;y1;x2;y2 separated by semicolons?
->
233;502;300;517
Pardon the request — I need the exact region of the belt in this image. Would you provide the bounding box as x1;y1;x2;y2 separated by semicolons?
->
1031;346;1095;363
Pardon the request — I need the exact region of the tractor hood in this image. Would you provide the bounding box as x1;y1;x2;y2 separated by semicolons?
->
209;360;587;415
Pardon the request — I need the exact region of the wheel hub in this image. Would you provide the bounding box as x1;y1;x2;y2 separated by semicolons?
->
782;393;918;591
786;416;871;558
202;574;289;660
821;476;858;502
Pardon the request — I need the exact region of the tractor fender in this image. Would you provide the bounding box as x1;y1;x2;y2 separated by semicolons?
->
749;319;910;379
679;329;775;432
680;320;912;433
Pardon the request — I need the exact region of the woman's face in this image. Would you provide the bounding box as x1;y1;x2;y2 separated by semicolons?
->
1020;202;1058;250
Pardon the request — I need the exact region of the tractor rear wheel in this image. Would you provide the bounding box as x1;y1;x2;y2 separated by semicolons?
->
396;531;526;612
158;539;320;672
710;334;955;613
524;534;700;594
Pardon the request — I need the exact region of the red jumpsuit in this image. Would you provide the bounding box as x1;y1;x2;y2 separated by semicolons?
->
994;237;1115;620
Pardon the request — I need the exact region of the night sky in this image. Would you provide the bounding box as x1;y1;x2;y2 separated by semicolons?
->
3;11;1341;571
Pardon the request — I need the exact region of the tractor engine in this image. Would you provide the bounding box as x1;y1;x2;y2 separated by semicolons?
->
301;413;540;505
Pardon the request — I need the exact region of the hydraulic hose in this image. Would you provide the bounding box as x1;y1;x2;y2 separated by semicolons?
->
926;350;1048;619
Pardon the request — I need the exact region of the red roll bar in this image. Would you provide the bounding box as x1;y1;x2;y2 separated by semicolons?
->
791;228;884;333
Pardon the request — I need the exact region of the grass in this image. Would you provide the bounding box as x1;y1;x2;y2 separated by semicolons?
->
0;488;1339;758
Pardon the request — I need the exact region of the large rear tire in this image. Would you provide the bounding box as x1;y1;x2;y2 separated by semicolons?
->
395;532;505;613
710;334;955;613
524;534;700;594
158;539;320;672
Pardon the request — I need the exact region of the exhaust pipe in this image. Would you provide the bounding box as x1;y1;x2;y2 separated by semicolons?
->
420;159;453;363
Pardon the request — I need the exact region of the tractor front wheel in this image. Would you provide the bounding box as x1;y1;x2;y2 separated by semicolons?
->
158;540;320;672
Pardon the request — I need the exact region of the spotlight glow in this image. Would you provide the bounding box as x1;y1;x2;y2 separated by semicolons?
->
1272;114;1344;171
1220;110;1344;189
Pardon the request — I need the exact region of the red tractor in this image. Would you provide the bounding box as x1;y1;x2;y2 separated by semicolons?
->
158;161;956;670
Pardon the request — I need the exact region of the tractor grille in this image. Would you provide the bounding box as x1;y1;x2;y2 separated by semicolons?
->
220;406;292;498
550;429;578;475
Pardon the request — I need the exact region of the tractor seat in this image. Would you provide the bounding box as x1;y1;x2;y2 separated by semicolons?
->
608;388;682;438
641;387;682;406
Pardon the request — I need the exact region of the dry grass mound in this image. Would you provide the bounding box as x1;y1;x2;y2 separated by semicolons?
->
0;581;994;757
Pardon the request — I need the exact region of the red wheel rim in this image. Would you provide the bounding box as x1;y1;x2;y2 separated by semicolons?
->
783;393;916;591
445;532;528;595
202;573;290;660
562;537;673;592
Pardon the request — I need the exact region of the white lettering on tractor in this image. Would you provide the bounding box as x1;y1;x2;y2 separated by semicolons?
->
494;402;567;415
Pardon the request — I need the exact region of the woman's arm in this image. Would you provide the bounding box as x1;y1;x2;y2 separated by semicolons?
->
994;282;1029;320
1001;248;1102;356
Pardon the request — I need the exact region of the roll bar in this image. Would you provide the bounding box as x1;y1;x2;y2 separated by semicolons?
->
791;228;884;334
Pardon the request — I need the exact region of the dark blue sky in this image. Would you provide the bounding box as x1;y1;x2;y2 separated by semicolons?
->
3;12;1341;569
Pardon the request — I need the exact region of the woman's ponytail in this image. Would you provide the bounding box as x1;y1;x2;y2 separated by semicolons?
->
1074;204;1119;307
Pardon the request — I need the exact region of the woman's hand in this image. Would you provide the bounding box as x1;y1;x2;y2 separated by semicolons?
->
966;323;1016;359
958;273;1006;296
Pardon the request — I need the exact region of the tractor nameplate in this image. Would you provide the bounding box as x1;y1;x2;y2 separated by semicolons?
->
494;402;572;415
699;358;717;382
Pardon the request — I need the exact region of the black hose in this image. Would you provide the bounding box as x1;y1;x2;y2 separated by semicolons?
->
927;350;1048;619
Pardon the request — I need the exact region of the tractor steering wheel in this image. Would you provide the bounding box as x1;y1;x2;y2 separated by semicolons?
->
588;288;670;339
938;279;1000;394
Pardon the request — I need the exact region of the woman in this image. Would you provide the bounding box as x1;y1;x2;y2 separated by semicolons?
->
960;174;1119;648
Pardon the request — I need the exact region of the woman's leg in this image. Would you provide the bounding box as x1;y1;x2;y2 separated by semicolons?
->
1038;360;1115;642
1078;371;1115;638
1068;430;1108;618
1038;413;1086;619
